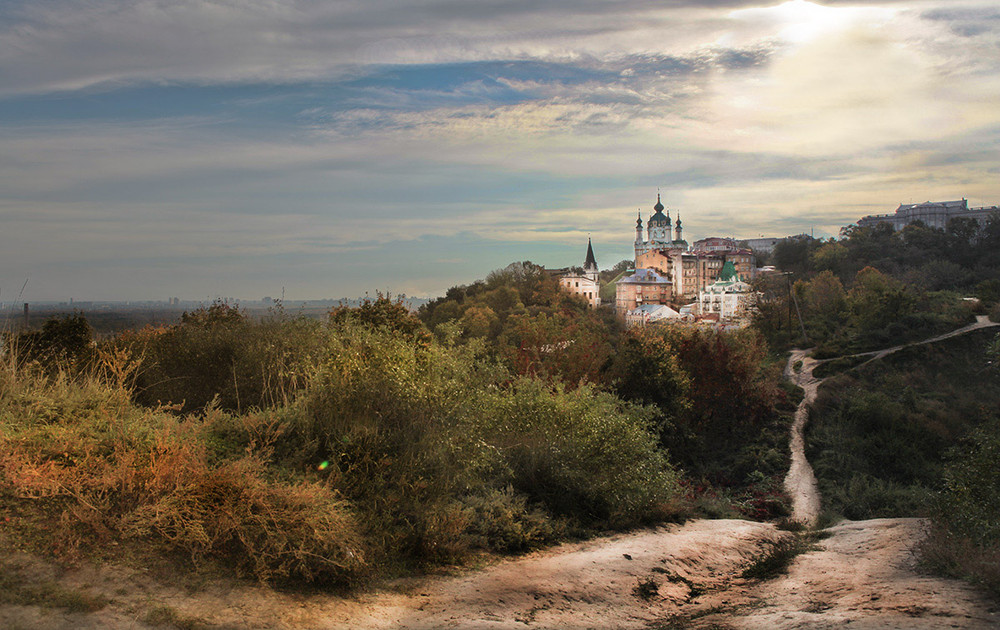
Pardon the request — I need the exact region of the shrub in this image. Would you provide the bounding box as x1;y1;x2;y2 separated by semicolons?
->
5;313;95;372
116;304;324;413
0;361;367;585
924;421;1000;599
281;324;684;565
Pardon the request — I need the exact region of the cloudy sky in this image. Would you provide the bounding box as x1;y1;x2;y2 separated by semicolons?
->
1;0;998;301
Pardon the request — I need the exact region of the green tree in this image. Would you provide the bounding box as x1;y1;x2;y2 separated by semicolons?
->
810;242;850;275
11;312;94;368
847;266;914;331
330;293;430;343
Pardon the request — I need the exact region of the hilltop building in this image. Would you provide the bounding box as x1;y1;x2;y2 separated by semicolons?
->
634;194;687;258
618;195;756;315
556;238;601;308
740;237;782;253
617;195;758;318
856;199;998;232
615;268;672;314
625;303;687;327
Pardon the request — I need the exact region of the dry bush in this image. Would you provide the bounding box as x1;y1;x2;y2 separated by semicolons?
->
922;525;1000;600
0;360;367;585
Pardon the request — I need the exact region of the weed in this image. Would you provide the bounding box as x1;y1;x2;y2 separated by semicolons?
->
775;518;807;532
0;565;108;613
740;536;807;580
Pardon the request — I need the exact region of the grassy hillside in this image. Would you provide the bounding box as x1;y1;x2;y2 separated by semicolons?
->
806;328;1000;520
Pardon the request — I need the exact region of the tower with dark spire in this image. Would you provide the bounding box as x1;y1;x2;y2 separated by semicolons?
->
633;191;690;260
583;237;598;281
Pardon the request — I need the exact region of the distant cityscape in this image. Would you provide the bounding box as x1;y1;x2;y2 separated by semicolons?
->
554;194;998;328
5;195;996;335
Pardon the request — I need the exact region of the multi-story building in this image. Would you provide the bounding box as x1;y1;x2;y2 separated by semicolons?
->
692;237;738;253
697;261;754;322
740;237;783;253
856;199;998;232
617;195;756;315
615;268;672;314
624;303;685;327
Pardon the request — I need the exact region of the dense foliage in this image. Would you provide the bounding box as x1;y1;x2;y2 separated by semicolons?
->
1;261;804;586
756;212;1000;354
806;329;1000;522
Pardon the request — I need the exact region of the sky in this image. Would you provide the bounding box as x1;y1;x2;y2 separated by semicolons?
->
1;0;999;302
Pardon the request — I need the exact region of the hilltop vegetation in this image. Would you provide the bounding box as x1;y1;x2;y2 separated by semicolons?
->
756;212;1000;354
2;301;684;586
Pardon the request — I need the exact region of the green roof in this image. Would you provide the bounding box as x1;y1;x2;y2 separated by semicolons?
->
718;260;738;282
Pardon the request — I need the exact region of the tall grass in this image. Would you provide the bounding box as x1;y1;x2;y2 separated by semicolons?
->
0;351;366;584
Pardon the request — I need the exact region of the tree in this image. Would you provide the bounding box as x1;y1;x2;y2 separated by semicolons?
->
810;241;850;276
798;270;846;321
330;293;430;343
847;267;914;331
12;312;94;368
180;300;245;328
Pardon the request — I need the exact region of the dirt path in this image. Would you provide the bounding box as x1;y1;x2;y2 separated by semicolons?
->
783;349;823;527
0;520;791;630
706;519;1000;629
781;315;999;526
845;315;999;366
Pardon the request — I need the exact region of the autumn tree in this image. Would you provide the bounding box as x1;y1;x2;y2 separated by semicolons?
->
847;266;914;332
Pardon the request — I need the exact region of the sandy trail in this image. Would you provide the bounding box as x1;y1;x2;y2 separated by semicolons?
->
783;349;823;527
711;519;1000;629
781;314;999;526
846;315;999;366
0;520;790;630
318;519;787;630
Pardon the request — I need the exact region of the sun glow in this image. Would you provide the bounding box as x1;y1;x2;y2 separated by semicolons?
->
731;0;897;44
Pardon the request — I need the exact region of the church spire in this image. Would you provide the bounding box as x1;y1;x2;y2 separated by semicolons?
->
584;237;598;270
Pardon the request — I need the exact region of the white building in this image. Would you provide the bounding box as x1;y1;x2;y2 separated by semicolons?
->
557;239;601;308
559;274;600;308
697;261;754;322
856;199;998;232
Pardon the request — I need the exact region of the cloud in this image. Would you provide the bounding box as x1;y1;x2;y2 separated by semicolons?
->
2;1;1000;300
0;0;778;95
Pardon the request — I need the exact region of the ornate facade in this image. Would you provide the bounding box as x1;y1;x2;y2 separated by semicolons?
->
617;194;756;316
634;194;686;258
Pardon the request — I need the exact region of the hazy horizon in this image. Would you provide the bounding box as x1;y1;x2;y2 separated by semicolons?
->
2;0;998;301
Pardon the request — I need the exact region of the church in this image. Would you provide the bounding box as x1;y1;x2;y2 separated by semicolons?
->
634;193;687;257
556;238;601;308
617;194;757;321
553;194;757;323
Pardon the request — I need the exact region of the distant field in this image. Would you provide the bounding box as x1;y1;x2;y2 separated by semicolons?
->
3;298;430;335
